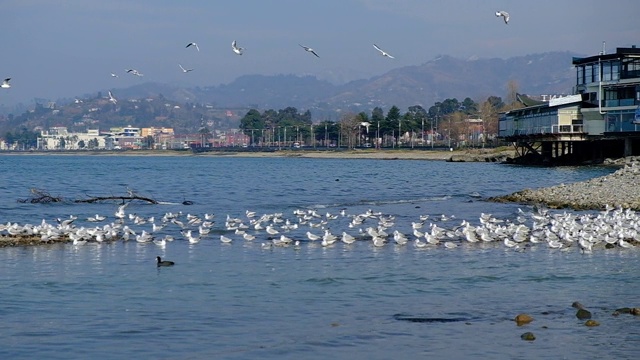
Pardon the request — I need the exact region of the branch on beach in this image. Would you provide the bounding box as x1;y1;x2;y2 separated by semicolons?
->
17;188;63;203
17;188;159;205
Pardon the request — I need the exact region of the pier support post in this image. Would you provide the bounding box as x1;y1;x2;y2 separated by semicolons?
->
624;137;632;157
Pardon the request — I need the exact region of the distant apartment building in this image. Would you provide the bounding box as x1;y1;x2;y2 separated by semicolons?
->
141;127;175;149
103;125;143;149
39;127;106;150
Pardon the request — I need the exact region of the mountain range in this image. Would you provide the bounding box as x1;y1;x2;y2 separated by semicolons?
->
107;51;578;113
2;51;580;120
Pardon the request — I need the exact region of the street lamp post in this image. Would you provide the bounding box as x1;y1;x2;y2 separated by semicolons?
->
448;116;451;149
325;124;328;148
398;119;401;148
421;119;424;147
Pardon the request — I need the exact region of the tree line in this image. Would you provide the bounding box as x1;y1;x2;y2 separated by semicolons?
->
239;95;513;148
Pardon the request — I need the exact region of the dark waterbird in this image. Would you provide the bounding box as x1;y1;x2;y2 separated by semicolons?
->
156;256;175;267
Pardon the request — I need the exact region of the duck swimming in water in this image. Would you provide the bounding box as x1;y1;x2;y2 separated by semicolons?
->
156;256;175;267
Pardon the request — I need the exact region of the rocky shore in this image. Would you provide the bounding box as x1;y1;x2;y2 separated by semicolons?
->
490;160;640;210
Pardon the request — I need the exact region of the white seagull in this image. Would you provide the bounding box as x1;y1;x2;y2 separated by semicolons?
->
126;69;143;77
110;73;118;78
495;10;509;24
1;78;10;89
231;40;244;55
178;64;193;73
299;44;320;58
108;91;117;104
373;44;394;59
186;42;200;51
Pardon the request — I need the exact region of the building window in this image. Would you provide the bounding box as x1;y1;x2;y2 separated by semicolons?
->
603;62;612;81
612;61;620;81
577;66;584;85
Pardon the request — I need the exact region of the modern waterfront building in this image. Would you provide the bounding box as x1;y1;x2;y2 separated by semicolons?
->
499;46;640;164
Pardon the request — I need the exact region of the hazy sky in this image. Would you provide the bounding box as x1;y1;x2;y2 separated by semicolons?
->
1;0;638;107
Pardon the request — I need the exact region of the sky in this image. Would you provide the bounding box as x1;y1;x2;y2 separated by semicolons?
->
1;0;638;109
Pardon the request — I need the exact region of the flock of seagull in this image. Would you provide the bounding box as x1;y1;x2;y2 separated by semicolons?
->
1;11;511;95
1;198;638;262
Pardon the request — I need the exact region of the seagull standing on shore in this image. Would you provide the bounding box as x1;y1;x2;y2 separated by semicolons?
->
495;10;509;24
373;44;395;59
232;40;244;55
1;78;10;89
178;64;193;73
186;42;200;51
299;44;320;58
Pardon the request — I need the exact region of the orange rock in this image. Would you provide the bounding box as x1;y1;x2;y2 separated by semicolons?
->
515;314;534;326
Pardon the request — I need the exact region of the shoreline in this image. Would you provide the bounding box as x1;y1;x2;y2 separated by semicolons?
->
490;160;640;210
0;147;516;161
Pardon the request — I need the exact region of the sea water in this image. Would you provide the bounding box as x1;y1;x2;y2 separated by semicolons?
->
0;155;637;359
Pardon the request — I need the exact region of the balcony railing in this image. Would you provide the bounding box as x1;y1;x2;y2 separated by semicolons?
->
604;99;638;107
551;125;584;134
502;124;584;137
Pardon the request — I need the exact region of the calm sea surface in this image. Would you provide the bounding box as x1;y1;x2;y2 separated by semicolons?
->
0;154;638;359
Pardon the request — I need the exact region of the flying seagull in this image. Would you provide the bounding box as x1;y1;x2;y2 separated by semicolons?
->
178;64;194;73
108;91;117;104
495;10;509;24
186;42;200;51
299;44;320;58
232;40;244;55
110;73;118;78
126;69;143;76
373;44;395;59
1;78;10;89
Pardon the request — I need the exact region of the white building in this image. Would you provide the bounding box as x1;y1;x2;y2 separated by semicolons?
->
39;127;106;150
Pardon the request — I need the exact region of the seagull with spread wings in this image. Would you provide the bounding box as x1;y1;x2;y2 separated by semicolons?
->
495;11;509;24
373;44;395;59
186;42;200;51
178;64;194;73
126;69;143;77
299;44;320;58
232;40;244;55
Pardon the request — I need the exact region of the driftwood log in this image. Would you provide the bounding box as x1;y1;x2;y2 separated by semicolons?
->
18;188;159;205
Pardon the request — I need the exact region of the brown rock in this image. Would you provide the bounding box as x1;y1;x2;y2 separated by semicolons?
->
520;332;536;341
585;320;600;327
631;308;640;316
576;309;592;320
515;313;534;326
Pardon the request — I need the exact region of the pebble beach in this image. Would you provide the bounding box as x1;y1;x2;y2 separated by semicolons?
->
492;159;640;210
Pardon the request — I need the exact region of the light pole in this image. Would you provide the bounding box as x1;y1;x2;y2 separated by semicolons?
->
284;126;287;148
398;119;401;148
421;118;424;147
277;127;281;150
448;116;451;149
325;123;328;148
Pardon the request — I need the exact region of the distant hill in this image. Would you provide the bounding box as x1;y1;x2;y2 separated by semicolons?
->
0;51;582;134
130;50;579;112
